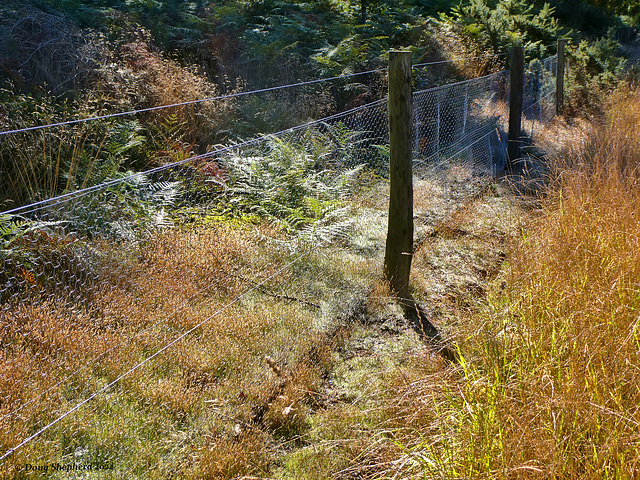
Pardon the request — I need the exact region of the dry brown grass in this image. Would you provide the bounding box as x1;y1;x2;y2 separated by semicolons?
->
382;86;640;478
11;83;640;478
273;87;640;479
0;218;352;477
0;190;387;478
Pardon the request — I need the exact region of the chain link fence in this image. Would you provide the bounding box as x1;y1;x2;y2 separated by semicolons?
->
0;54;556;477
522;55;558;140
413;69;510;175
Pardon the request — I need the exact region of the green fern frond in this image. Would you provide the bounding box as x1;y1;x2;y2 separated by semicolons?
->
0;215;27;240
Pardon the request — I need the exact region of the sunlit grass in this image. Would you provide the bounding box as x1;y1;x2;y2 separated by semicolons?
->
10;82;640;478
0;160;394;478
0;208;384;478
387;86;640;478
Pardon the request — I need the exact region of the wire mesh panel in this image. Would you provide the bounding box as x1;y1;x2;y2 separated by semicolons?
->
413;70;510;175
0;99;390;477
522;55;558;139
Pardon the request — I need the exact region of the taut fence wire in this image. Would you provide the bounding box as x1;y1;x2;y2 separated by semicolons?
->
0;52;509;138
0;52;557;477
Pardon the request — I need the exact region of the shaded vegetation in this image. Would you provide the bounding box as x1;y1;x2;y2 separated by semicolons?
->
0;0;635;209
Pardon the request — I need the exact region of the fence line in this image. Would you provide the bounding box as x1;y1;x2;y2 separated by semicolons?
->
0;68;387;137
0;53;513;138
0;50;559;476
0;99;386;217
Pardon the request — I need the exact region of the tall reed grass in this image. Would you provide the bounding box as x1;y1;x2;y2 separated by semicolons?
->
389;86;640;478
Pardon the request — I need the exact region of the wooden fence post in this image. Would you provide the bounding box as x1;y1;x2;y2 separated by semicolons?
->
384;50;413;300
507;45;524;170
556;38;566;115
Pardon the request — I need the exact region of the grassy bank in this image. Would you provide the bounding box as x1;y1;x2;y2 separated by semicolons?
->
441;86;640;477
4;89;640;479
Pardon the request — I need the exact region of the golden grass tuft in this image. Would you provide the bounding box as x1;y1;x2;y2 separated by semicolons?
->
389;85;640;478
191;430;276;480
364;276;394;314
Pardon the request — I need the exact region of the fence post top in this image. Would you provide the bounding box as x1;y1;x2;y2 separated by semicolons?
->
389;49;412;57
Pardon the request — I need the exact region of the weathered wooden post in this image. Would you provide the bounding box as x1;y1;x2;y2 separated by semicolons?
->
507;45;524;170
556;38;566;115
384;50;413;300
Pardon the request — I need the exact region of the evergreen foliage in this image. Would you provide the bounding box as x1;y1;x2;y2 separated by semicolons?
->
443;0;562;59
564;36;628;112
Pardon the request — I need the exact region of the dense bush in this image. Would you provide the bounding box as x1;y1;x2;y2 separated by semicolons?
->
442;0;562;59
564;36;628;113
0;0;634;210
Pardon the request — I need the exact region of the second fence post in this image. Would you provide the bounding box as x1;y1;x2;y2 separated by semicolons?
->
384;50;413;300
507;45;524;170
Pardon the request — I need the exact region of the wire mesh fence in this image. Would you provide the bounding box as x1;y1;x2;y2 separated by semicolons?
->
522;54;558;140
413;69;511;176
0;53;557;477
0;100;390;478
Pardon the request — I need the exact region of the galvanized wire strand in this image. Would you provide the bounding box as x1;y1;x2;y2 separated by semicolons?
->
0;51;556;139
5;74;501;217
0;145;247;216
414;69;508;95
0;68;386;137
413;52;510;69
1;99;387;217
0;242;319;463
0;53;513;138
